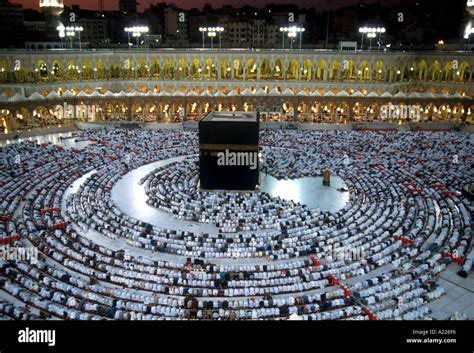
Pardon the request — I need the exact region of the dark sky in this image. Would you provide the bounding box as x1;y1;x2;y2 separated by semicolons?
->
13;0;414;13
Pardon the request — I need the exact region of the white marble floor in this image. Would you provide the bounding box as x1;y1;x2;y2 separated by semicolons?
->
0;132;92;149
260;173;349;212
429;264;474;319
111;155;221;234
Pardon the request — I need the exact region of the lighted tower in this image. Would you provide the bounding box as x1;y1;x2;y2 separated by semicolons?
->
467;0;474;16
39;0;64;37
464;0;474;40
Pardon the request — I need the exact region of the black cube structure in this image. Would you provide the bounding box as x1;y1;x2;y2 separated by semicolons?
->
199;111;260;191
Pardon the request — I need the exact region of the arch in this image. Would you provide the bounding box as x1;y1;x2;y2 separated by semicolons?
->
422;103;436;122
216;101;226;112
343;60;356;81
67;59;79;81
429;60;441;81
358;60;370;81
121;58;134;79
137;84;148;93
366;102;380;121
458;61;470;82
387;65;398;82
219;58;230;79
131;102;144;121
143;103;158;122
287;59;299;80
81;59;93;80
451;103;464;121
32;105;50;127
49;104;65;126
191;58;202;79
95;59;106;80
374;60;385;81
260;59;271;80
164;58;174;80
401;62;417;81
177;57;189;79
51;60;64;81
417;60;428;81
136;58;149;79
232;59;244;80
437;104;452;121
172;103;186;122
150;58;161;78
109;102;128;121
281;101;294;121
329;60;341;81
109;63;121;79
296;101;308;122
310;101;323;122
316;59;327;81
159;103;171;123
443;61;455;82
273;59;284;80
335;101;350;123
321;102;337;122
466;105;474;123
204;58;217;80
103;102;115;120
301;59;313;81
35;60;49;81
0;59;8;83
242;101;254;112
0;109;14;133
14;64;31;83
14;107;32;131
187;101;200;120
352;102;367;121
246;58;257;80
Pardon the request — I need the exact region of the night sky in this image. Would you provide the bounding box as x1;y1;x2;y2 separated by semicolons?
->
13;0;417;13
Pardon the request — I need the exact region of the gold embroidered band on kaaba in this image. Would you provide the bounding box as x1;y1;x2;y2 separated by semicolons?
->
199;144;259;152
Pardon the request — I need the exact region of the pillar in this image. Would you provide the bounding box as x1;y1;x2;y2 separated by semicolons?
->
170;104;175;123
127;97;132;121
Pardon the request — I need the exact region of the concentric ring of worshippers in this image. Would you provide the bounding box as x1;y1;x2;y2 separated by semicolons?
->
0;128;472;320
140;156;314;232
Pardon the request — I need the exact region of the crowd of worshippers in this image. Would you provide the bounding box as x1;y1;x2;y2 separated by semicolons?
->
0;252;444;320
59;129;472;263
1;129;472;264
140;157;314;232
0;128;472;320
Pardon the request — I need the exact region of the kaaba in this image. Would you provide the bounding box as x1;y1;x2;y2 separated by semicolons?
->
199;111;260;191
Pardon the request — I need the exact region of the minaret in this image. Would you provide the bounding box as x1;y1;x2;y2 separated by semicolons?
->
468;0;474;15
464;0;474;39
39;0;64;37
